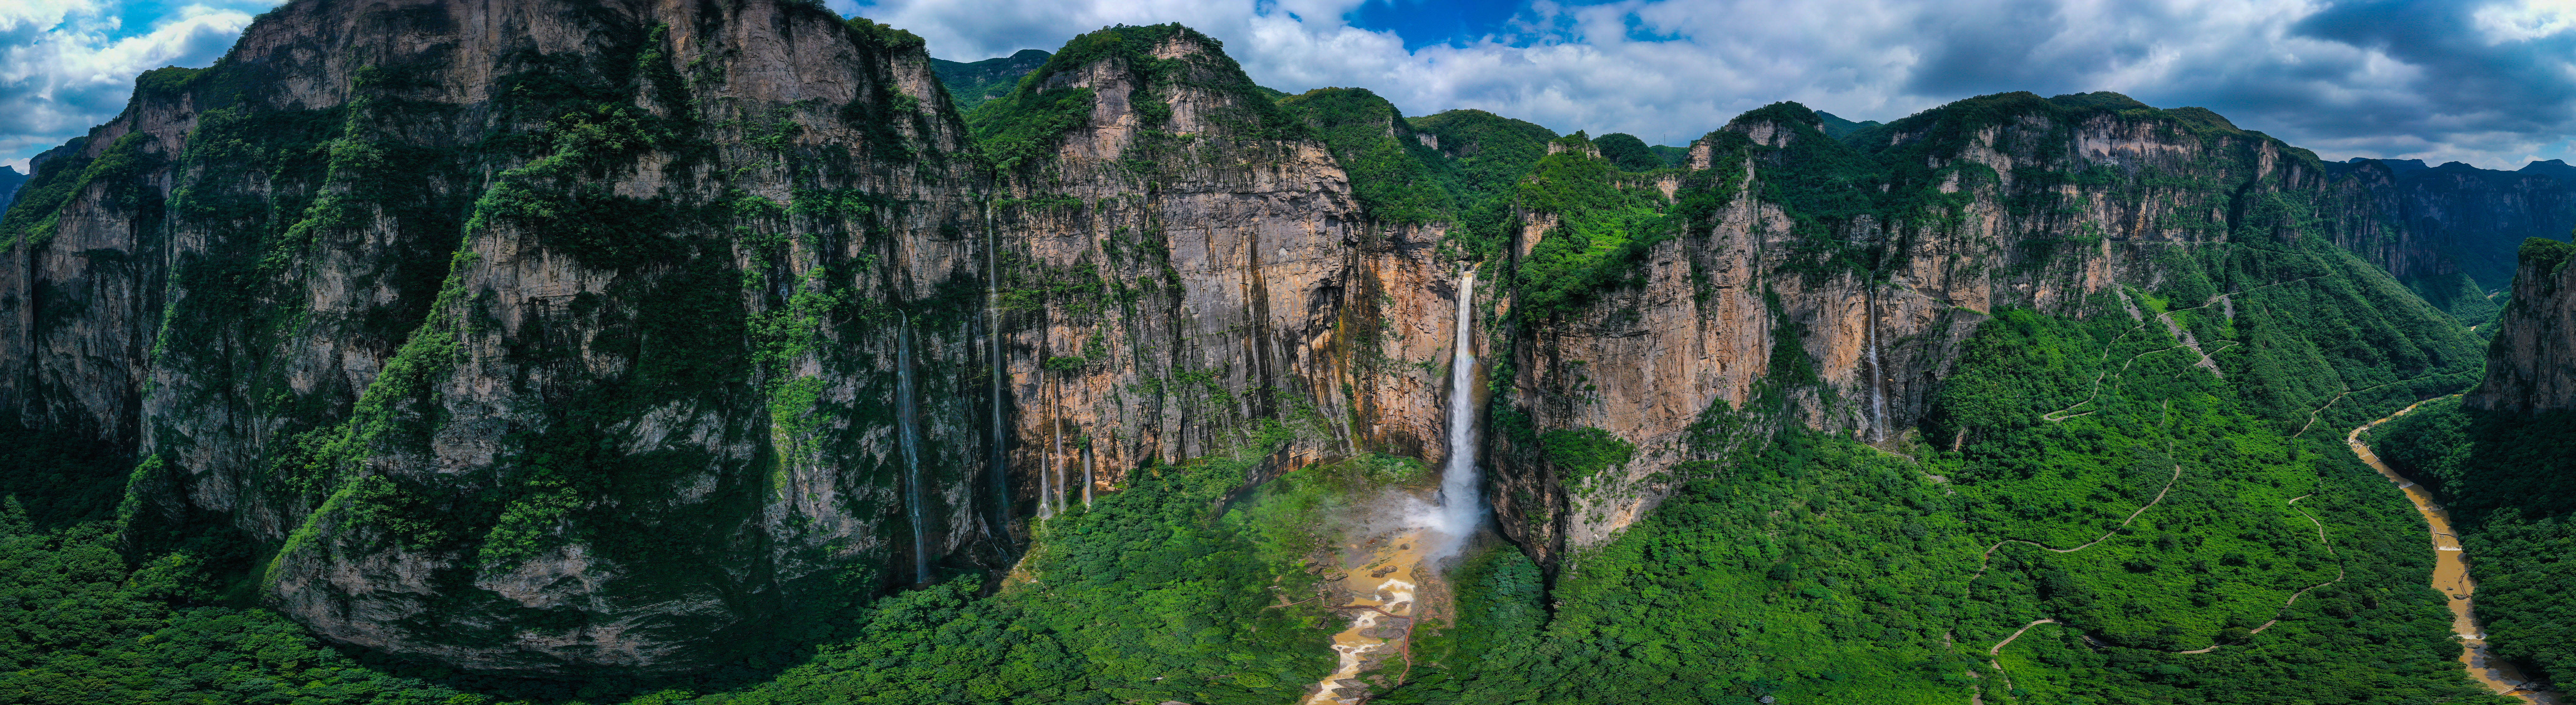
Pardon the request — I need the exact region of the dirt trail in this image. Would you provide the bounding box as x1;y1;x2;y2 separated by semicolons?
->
2348;400;2560;704
1973;463;2183;576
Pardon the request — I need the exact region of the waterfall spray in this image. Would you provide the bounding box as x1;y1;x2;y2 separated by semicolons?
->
895;313;930;582
1432;271;1484;552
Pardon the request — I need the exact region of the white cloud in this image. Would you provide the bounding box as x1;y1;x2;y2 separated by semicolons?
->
0;0;271;171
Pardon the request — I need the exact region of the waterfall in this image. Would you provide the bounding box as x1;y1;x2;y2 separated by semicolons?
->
983;201;1013;546
1038;373;1054;520
1865;291;1886;443
1050;380;1066;516
1081;446;1094;508
895;313;930;582
1433;272;1483;551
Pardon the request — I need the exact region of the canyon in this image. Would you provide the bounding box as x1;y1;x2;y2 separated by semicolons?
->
0;0;2568;701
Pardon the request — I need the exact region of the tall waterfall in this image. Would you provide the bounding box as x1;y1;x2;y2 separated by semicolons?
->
895;314;930;582
1433;272;1484;550
983;201;1012;547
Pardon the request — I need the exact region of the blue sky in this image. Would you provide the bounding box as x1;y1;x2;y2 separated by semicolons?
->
7;0;2576;173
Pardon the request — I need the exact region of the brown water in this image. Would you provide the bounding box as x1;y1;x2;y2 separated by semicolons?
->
2349;402;2560;704
1302;526;1436;705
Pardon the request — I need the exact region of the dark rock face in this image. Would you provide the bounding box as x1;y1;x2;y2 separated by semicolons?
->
2469;239;2576;413
0;3;1414;676
2334;157;2576;287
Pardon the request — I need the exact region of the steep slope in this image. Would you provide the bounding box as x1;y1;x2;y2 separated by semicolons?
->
0;7;2539;702
2471;237;2576;413
0;166;24;211
2330;157;2576;304
2371;238;2576;691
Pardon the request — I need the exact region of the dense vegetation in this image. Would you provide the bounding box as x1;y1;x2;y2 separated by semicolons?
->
1277;87;1458;224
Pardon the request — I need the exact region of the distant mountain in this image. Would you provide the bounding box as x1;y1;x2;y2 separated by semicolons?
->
2347;156;2432;177
1813;110;1881;139
2327;156;2576;296
0;166;25;212
930;48;1050;111
1593;132;1662;171
2522;158;2576;183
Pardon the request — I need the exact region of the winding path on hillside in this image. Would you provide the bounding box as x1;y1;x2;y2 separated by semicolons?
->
1971;462;2184;577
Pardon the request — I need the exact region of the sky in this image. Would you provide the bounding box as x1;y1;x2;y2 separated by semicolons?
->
6;0;2576;173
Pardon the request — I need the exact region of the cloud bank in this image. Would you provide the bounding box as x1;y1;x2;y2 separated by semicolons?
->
848;0;2576;169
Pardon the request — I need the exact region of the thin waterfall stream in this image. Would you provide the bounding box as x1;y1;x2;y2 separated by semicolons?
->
984;200;1012;548
895;314;929;583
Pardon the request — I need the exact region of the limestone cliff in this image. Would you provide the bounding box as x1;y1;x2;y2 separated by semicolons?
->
2468;238;2576;412
4;0;987;675
1483;96;2482;565
2331;157;2576;288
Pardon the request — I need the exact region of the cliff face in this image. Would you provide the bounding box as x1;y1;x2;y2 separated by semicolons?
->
1482;97;2480;564
2469;239;2576;412
0;7;1449;675
4;0;990;675
2334;158;2576;288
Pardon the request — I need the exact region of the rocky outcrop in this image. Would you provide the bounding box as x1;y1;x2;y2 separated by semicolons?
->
2468;238;2576;412
0;7;1458;675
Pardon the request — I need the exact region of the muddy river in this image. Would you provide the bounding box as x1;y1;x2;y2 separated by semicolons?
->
2349;401;2559;704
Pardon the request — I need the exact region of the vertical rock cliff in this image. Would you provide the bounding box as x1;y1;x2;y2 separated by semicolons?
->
3;0;996;675
2330;157;2576;289
1481;96;2481;565
2469;238;2576;412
